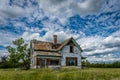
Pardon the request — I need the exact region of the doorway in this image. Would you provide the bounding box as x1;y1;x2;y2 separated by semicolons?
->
41;59;46;68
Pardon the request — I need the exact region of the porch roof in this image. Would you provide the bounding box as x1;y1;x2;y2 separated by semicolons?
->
36;51;61;57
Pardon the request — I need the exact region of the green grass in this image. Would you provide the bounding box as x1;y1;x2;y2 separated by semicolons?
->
0;68;120;80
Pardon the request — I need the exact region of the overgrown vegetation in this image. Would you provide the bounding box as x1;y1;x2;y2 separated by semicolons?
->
0;38;30;69
0;68;120;80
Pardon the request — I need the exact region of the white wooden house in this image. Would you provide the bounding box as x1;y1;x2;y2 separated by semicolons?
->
30;35;82;68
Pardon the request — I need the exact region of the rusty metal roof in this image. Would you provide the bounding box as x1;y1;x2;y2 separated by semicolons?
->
32;40;61;51
33;41;53;50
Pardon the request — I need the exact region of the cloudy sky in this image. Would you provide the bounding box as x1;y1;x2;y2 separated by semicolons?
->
0;0;120;63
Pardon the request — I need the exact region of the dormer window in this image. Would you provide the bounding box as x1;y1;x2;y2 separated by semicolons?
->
70;45;74;53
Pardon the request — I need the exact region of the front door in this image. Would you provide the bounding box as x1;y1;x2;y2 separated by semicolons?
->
41;59;46;68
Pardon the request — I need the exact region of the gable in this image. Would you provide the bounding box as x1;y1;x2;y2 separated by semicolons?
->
58;37;82;52
67;41;75;46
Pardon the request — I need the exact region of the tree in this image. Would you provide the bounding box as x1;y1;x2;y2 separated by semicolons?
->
6;38;30;69
0;55;9;68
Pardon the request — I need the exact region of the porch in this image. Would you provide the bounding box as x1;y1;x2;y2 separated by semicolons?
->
36;55;61;68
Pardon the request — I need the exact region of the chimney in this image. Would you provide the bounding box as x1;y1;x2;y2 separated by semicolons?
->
53;35;57;44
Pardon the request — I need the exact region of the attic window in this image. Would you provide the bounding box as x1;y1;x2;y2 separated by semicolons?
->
70;45;74;53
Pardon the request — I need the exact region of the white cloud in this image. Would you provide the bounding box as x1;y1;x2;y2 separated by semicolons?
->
103;36;120;48
87;54;120;63
22;32;42;41
0;6;25;18
39;0;104;15
0;0;118;25
78;30;120;55
0;30;20;46
73;0;104;14
0;0;38;24
86;47;119;55
39;0;104;23
22;27;84;43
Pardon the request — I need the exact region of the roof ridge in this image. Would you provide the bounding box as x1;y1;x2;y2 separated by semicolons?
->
32;40;53;43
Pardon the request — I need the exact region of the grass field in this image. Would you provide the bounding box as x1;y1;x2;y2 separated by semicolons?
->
0;68;120;80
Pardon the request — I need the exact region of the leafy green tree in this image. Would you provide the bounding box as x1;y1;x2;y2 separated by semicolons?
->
6;46;19;67
6;38;30;69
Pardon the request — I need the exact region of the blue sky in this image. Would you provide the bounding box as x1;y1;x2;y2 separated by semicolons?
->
0;0;120;63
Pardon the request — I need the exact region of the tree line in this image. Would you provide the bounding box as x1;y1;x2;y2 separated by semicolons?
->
82;60;120;68
0;38;30;69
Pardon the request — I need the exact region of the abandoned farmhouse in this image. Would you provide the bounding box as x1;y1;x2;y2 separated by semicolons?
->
30;35;83;68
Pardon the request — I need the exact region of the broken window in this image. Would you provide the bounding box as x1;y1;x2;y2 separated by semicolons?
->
50;60;59;65
66;57;77;66
70;45;74;53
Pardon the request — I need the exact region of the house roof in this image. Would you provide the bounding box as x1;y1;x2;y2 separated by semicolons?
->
31;37;82;52
33;41;54;51
32;41;61;51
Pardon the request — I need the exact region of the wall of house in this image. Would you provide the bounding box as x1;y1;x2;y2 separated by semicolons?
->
30;51;37;69
61;45;82;68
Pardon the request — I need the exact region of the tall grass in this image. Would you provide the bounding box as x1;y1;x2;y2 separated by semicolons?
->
0;68;120;80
